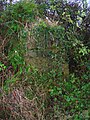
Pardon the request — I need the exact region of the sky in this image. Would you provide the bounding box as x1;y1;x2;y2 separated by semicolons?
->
87;0;90;6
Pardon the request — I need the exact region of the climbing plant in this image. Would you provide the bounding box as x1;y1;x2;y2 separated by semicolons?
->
0;0;90;119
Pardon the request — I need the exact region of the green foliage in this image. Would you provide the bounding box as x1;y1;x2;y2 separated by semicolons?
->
4;0;37;22
0;0;90;119
33;21;65;59
32;9;89;118
8;49;25;70
37;3;48;18
3;76;19;93
0;62;6;71
0;0;37;93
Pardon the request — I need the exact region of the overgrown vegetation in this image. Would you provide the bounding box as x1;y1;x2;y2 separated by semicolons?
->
0;0;90;120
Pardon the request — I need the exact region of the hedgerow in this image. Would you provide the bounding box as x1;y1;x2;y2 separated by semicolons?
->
0;0;90;119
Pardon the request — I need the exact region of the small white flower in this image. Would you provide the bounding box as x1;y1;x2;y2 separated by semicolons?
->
15;50;17;53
